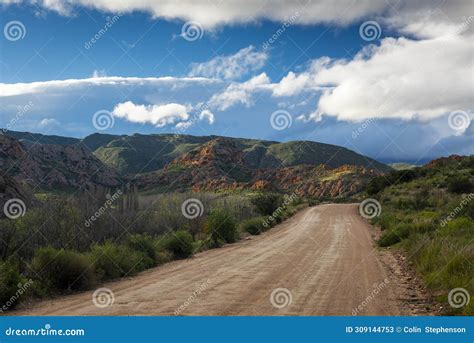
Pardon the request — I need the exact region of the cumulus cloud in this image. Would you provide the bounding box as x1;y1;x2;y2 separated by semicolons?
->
208;73;270;111
2;0;471;35
199;109;214;124
1;0;385;27
189;46;267;80
112;101;190;127
312;34;473;122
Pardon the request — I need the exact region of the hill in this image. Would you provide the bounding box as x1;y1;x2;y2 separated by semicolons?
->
0;134;121;191
87;133;390;175
366;155;473;315
1;130;391;198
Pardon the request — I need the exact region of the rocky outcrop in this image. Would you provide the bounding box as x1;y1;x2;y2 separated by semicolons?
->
0;135;121;190
133;138;384;198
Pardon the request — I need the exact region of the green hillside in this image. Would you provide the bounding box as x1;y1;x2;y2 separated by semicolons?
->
4;130;79;146
367;156;474;315
88;133;390;175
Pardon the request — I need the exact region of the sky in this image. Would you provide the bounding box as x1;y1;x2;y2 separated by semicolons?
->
0;0;473;164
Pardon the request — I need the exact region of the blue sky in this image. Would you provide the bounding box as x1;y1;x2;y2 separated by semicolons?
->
0;0;472;164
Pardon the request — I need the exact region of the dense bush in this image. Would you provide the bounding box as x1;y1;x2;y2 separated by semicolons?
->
91;242;152;280
447;175;473;194
163;230;194;259
366;169;426;195
251;193;283;216
0;261;27;309
241;217;265;235
206;210;238;245
126;234;157;263
31;247;95;291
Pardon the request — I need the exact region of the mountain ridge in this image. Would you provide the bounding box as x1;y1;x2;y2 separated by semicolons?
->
2;130;391;199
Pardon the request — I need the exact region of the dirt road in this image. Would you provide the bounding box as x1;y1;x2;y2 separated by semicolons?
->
15;204;428;316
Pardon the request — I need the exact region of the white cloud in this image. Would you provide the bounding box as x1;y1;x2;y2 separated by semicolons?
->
189;46;267;80
3;0;385;28
0;76;218;97
2;0;471;36
208;73;270;111
199;109;214;124
37;118;60;128
112;101;190;127
311;34;473;121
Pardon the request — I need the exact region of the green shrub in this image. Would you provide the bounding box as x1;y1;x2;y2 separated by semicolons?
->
378;231;402;247
31;247;95;291
447;176;473;194
126;234;157;263
251;193;283;216
163;230;194;259
91;242;152;280
0;261;28;310
242;217;265;235
206;210;238;245
378;225;411;247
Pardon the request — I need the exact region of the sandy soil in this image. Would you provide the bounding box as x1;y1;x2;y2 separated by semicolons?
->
13;204;435;316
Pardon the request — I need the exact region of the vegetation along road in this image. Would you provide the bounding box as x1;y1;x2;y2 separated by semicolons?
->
15;204;432;316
